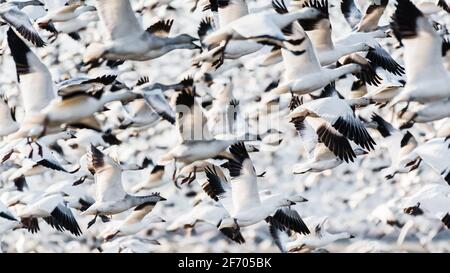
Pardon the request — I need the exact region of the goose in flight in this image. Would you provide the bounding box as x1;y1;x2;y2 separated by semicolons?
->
270;20;381;96
341;0;389;32
0;200;21;234
286;216;354;252
403;184;450;229
370;113;418;180
0;0;46;47
0;95;19;136
399;137;450;185
36;2;96;33
288;87;376;163
390;0;450;105
17;194;82;236
7;28;55;115
158;89;237;170
203;0;322;50
104;202;165;241
202;142;310;243
1;138;78;179
83;0;198;64
82;145;166;228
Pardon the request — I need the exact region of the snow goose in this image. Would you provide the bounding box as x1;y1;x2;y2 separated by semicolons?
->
0;200;21;234
41;82;136;127
36;2;96;32
403;183;450;229
204;143;310;243
0;0;45;47
295;0;372;66
82;145;166;228
83;0;198;63
370;113;418;179
203;0;322;49
341;0;389;32
363;79;405;104
271;21;381;95
286;216;354;252
0;95;19;136
104;202;165;241
398;99;450;127
390;0;450;104
6;28;55;115
399;137;450;184
292;0;404;76
202;0;249;28
18;194;82;236
135;76;191;125
1;139;79;183
196;0;263;64
288;89;376;163
131;165;165;193
158;89;237;168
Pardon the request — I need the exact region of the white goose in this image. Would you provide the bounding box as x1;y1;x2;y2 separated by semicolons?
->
340;0;390;32
82;145;166;228
7;28;55;115
103;202;165;241
370;113;418;180
399;137;450;184
158;89;237;168
83;0;198;63
288;88;376;163
195;0;263;64
390;0;450;104
271;20;381;96
36;2;96;31
0;0;46;47
131;165;165;193
0;200;20;234
294;0;373;66
203;142;310;243
286;216;354;252
17;194;82;236
403;183;450;229
203;0;321;48
0;95;18;136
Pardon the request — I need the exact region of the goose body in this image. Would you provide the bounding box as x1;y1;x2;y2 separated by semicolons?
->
83;0;198;63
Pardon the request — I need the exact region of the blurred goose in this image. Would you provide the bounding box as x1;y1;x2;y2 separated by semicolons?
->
0;0;45;47
204;142;310;243
403;184;450;229
399;137;450;184
18;194;82;236
0;95;18;136
7;28;55;115
390;0;450;104
203;0;321;48
83;0;198;63
131;165;165;193
82;145;166;228
104;202;165;241
341;0;389;32
286;216;354;252
0;200;20;234
271;21;381;96
370;113;418;179
36;2;96;31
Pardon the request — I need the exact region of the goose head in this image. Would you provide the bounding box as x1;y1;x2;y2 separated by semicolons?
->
83;43;107;65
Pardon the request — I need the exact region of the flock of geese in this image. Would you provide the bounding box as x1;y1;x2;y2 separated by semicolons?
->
0;0;449;253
